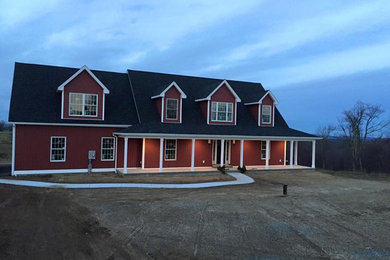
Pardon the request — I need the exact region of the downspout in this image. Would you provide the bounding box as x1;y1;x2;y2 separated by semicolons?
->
11;123;15;176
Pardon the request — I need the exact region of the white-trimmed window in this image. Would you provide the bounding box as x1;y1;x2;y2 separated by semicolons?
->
50;137;66;162
261;141;268;160
165;139;177;161
101;137;115;161
262;105;271;124
211;102;233;122
69;93;98;117
166;99;178;120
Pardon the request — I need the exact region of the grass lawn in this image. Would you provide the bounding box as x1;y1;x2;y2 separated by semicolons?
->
0;130;12;163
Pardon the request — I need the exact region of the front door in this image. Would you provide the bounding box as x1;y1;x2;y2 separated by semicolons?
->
212;140;231;166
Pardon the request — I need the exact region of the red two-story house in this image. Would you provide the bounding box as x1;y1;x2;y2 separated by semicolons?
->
8;62;319;175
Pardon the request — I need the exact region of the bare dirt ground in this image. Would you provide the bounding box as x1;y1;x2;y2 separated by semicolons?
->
1;170;390;259
5;172;235;183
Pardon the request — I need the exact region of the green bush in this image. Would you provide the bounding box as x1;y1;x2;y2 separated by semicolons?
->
217;165;226;174
237;165;247;173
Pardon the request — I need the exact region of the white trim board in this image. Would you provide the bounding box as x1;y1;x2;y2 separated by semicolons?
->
11;122;131;128
195;80;241;102
57;65;110;94
151;81;187;99
114;132;322;141
13;168;116;176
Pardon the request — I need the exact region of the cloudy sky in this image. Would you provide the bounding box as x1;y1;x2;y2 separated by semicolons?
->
1;0;389;133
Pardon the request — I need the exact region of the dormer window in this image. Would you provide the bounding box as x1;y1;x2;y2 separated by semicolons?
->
166;98;178;120
69;93;98;117
261;105;271;124
211;102;233;122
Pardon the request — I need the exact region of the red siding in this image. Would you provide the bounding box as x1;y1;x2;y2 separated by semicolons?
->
155;98;162;117
163;87;181;123
144;139;160;168
194;140;212;167
260;95;274;127
230;140;241;166
164;139;191;167
116;138;142;168
209;84;236;125
63;70;104;120
15;125;119;171
248;105;259;125
199;101;208;121
241;140;284;166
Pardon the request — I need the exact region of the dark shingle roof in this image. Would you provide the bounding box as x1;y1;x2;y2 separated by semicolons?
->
8;63;316;138
125;69;316;138
8;62;138;125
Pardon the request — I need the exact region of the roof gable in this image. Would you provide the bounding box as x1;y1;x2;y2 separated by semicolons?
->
151;81;187;99
244;90;279;105
195;80;241;102
57;65;110;94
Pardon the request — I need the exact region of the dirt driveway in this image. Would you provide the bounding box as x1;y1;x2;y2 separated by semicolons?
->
1;170;390;259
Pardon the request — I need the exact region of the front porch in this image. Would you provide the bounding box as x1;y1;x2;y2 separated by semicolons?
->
116;164;313;175
114;135;319;174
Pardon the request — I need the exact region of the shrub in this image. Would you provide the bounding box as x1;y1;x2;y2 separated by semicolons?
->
217;165;226;174
237;165;247;173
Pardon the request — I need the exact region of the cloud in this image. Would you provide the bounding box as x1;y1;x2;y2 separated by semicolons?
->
260;40;390;87
225;0;390;61
44;0;263;51
0;0;64;27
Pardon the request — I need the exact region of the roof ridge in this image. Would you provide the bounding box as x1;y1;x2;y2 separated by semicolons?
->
127;69;263;85
15;62;127;75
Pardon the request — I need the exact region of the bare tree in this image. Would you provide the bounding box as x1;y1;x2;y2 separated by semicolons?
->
316;124;336;169
339;101;388;171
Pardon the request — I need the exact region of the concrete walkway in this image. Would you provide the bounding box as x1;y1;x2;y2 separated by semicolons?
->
0;172;254;189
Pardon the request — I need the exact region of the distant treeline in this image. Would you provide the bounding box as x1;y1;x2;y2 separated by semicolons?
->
297;138;390;174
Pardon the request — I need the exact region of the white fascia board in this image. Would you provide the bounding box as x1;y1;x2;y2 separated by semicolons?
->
11;122;131;128
151;81;187;99
113;132;322;141
244;102;259;106
195;98;209;102
57;65;110;94
205;80;241;102
259;90;279;105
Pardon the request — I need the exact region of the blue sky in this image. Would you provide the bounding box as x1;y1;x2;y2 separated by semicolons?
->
0;0;389;134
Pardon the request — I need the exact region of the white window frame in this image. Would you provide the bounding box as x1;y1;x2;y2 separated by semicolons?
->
261;141;268;160
211;102;233;122
165;98;178;120
50;136;66;162
164;139;177;161
261;105;272;124
69;92;98;117
101;137;115;161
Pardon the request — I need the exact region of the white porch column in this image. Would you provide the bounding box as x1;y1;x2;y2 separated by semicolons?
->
239;139;244;168
294;141;298;165
220;139;225;167
159;138;164;172
289;140;294;168
311;140;316;168
266;140;270;169
141;138;145;169
191;138;195;172
123;137;128;174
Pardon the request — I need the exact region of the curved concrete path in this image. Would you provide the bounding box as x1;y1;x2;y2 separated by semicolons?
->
0;172;254;189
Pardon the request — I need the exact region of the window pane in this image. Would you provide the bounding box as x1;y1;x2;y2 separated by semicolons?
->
101;138;114;160
85;95;97;105
51;137;66;161
165;140;176;160
211;111;217;120
227;112;232;121
166;99;178;119
227;103;233;113
218;103;227;112
211;102;217;112
262;105;271;123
